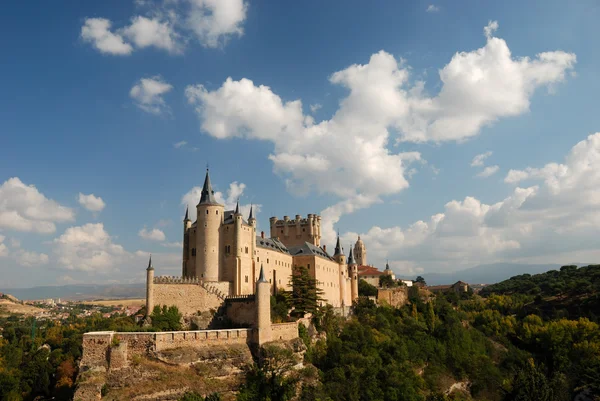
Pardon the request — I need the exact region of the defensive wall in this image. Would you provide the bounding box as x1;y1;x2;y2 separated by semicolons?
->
151;276;230;316
79;326;282;371
377;286;409;308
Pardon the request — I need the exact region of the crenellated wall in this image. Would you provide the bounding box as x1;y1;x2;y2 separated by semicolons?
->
152;282;223;316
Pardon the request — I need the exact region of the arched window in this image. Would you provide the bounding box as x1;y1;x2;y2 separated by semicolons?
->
216;210;218;215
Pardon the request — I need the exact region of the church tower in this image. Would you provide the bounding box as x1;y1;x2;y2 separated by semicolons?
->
196;169;224;282
354;236;367;266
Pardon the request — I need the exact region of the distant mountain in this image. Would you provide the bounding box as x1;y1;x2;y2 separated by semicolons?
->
422;263;578;286
0;283;145;301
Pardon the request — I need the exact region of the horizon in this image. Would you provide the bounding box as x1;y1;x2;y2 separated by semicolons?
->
2;1;600;288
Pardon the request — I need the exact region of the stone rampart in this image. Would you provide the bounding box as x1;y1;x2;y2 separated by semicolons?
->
225;295;257;327
271;322;299;341
153;283;222;316
80;328;254;371
377;286;408;308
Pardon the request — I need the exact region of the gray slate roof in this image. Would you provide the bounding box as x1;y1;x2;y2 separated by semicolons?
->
198;170;220;206
288;242;334;261
256;236;290;254
223;210;248;225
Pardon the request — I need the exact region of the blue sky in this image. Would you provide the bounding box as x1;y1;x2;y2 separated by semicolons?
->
1;0;600;288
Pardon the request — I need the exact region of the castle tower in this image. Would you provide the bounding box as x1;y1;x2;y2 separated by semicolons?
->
196;169;224;282
348;246;358;302
354;236;367;266
333;234;347;306
269;213;322;247
145;255;154;317
233;200;244;294
248;205;256;281
255;265;272;345
182;206;191;277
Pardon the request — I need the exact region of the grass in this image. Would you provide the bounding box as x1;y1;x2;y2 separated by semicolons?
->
0;299;43;316
85;298;145;307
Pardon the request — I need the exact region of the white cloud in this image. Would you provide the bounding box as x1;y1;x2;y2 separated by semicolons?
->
139;227;167;241
349;133;600;273
53;223;128;271
78;193;106;212
426;5;440;12
186;21;574;242
187;0;248;48
310;103;322;113
471;151;492;167
162;241;183;248
181;181;261;222
122;16;181;53
0;235;8;257
477;165;499;178
130;76;173;115
484;20;499;38
174;140;187;148
12;249;49;267
0;177;75;234
81;18;133;55
81;0;248;55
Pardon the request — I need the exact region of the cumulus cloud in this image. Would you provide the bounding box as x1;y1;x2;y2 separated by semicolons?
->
426;5;440;12
80;18;133;55
187;0;248;48
351;133;600;273
139;227;167;241
471;151;492;167
476;165;499;178
186;21;574;245
53;223;128;271
130;76;173;115
80;0;248;55
310;103;322;113
181;181;261;222
12;249;49;267
78;193;106;212
0;177;75;234
174;140;187;148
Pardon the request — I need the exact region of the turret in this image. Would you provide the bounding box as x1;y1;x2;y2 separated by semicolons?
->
196;168;224;282
255;265;272;345
348;246;358;302
145;255;155;317
333;233;345;265
248;204;256;227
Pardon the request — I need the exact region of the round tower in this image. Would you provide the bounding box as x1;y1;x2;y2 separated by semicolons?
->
233;201;243;294
145;255;155;317
255;265;272;345
196;169;224;282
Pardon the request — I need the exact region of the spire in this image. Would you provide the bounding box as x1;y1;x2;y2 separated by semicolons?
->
258;264;267;282
334;232;342;256
235;199;240;215
184;206;189;221
249;204;254;220
198;168;219;205
385;260;390;271
347;245;355;265
147;254;154;271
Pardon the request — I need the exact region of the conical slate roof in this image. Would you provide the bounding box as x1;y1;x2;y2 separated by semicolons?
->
198;169;220;205
258;264;267;282
334;234;343;256
347;246;355;265
147;255;154;271
184;206;189;221
248;204;254;220
235;200;241;215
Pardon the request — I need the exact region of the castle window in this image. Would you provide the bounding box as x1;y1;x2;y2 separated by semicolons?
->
281;230;283;233
191;248;196;256
245;247;248;254
245;275;248;283
216;210;218;215
303;228;305;232
257;257;260;262
267;258;269;264
206;210;209;214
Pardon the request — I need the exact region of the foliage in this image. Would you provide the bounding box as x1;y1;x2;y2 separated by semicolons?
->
151;304;183;331
288;266;324;317
298;323;310;347
358;279;378;297
237;345;299;401
379;274;397;288
415;276;427;285
271;293;291;323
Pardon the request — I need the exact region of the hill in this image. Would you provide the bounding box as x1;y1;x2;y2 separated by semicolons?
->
0;283;145;301
422;262;576;285
0;296;43;317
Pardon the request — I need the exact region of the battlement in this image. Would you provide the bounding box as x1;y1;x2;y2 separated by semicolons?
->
269;213;322;247
225;294;256;302
154;276;201;284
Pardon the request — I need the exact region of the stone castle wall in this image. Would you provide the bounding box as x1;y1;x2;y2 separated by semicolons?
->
225;295;257;326
377;286;408;308
271;322;299;341
80;328;255;371
153;282;223;316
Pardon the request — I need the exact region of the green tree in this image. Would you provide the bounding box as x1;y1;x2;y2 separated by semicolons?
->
151;305;182;331
289;266;324;317
415;276;426;285
358;279;378;297
379;275;397;288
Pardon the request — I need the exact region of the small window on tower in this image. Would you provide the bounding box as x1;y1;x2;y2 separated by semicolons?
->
245;275;248;283
216;210;218;215
206;210;209;214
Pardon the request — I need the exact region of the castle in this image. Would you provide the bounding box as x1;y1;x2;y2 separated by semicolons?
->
145;169;362;320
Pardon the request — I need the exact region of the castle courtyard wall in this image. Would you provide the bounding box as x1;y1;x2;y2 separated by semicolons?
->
153;282;222;316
